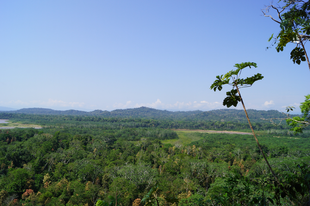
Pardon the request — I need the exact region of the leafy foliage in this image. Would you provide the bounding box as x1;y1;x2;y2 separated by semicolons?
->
210;62;263;108
266;1;310;67
290;47;306;64
223;89;241;108
287;94;310;133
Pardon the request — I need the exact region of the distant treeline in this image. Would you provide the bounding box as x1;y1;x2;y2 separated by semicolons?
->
0;108;296;132
1;107;290;123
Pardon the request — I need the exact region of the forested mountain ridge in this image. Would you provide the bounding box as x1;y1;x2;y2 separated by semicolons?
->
194;109;288;123
1;107;288;122
3;107;201;119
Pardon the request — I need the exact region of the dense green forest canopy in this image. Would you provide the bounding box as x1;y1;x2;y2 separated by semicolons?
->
0;110;309;205
0;109;305;136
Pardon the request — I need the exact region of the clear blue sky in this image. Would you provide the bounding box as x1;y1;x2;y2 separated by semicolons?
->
0;0;309;112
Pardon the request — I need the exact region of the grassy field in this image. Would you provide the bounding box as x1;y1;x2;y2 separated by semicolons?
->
162;129;253;146
160;129;310;152
161;130;216;146
0;120;42;129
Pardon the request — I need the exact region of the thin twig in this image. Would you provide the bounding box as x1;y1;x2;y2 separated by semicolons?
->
262;10;281;24
271;5;284;21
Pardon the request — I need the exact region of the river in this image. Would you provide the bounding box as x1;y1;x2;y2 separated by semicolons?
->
0;119;9;124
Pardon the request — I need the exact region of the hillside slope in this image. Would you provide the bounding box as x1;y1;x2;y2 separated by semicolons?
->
2;107;288;123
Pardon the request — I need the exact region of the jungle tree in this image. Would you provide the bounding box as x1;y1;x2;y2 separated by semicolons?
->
263;0;310;70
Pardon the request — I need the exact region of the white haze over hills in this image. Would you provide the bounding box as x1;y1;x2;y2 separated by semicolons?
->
0;97;298;113
0;106;17;111
0;106;302;115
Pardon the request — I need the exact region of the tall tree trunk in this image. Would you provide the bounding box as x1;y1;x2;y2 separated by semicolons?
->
235;85;279;182
235;84;299;205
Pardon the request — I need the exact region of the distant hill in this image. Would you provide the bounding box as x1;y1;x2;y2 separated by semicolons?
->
100;107;201;119
194;109;287;123
12;108;91;116
8;107;201;119
2;107;288;123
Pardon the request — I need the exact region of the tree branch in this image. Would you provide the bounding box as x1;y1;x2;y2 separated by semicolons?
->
297;33;310;70
271;5;285;21
288;118;310;125
262;10;281;24
299;34;310;40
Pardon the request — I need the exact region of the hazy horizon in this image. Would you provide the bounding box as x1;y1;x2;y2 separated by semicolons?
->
0;106;302;115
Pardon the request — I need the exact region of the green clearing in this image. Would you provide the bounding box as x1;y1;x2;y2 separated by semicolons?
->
162;130;206;146
161;129;254;146
161;129;310;151
0;120;42;129
161;130;255;147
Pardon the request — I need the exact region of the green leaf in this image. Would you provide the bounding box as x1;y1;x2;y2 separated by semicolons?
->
223;89;241;108
290;47;306;64
234;62;257;70
268;33;274;42
210;75;228;91
241;73;264;86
